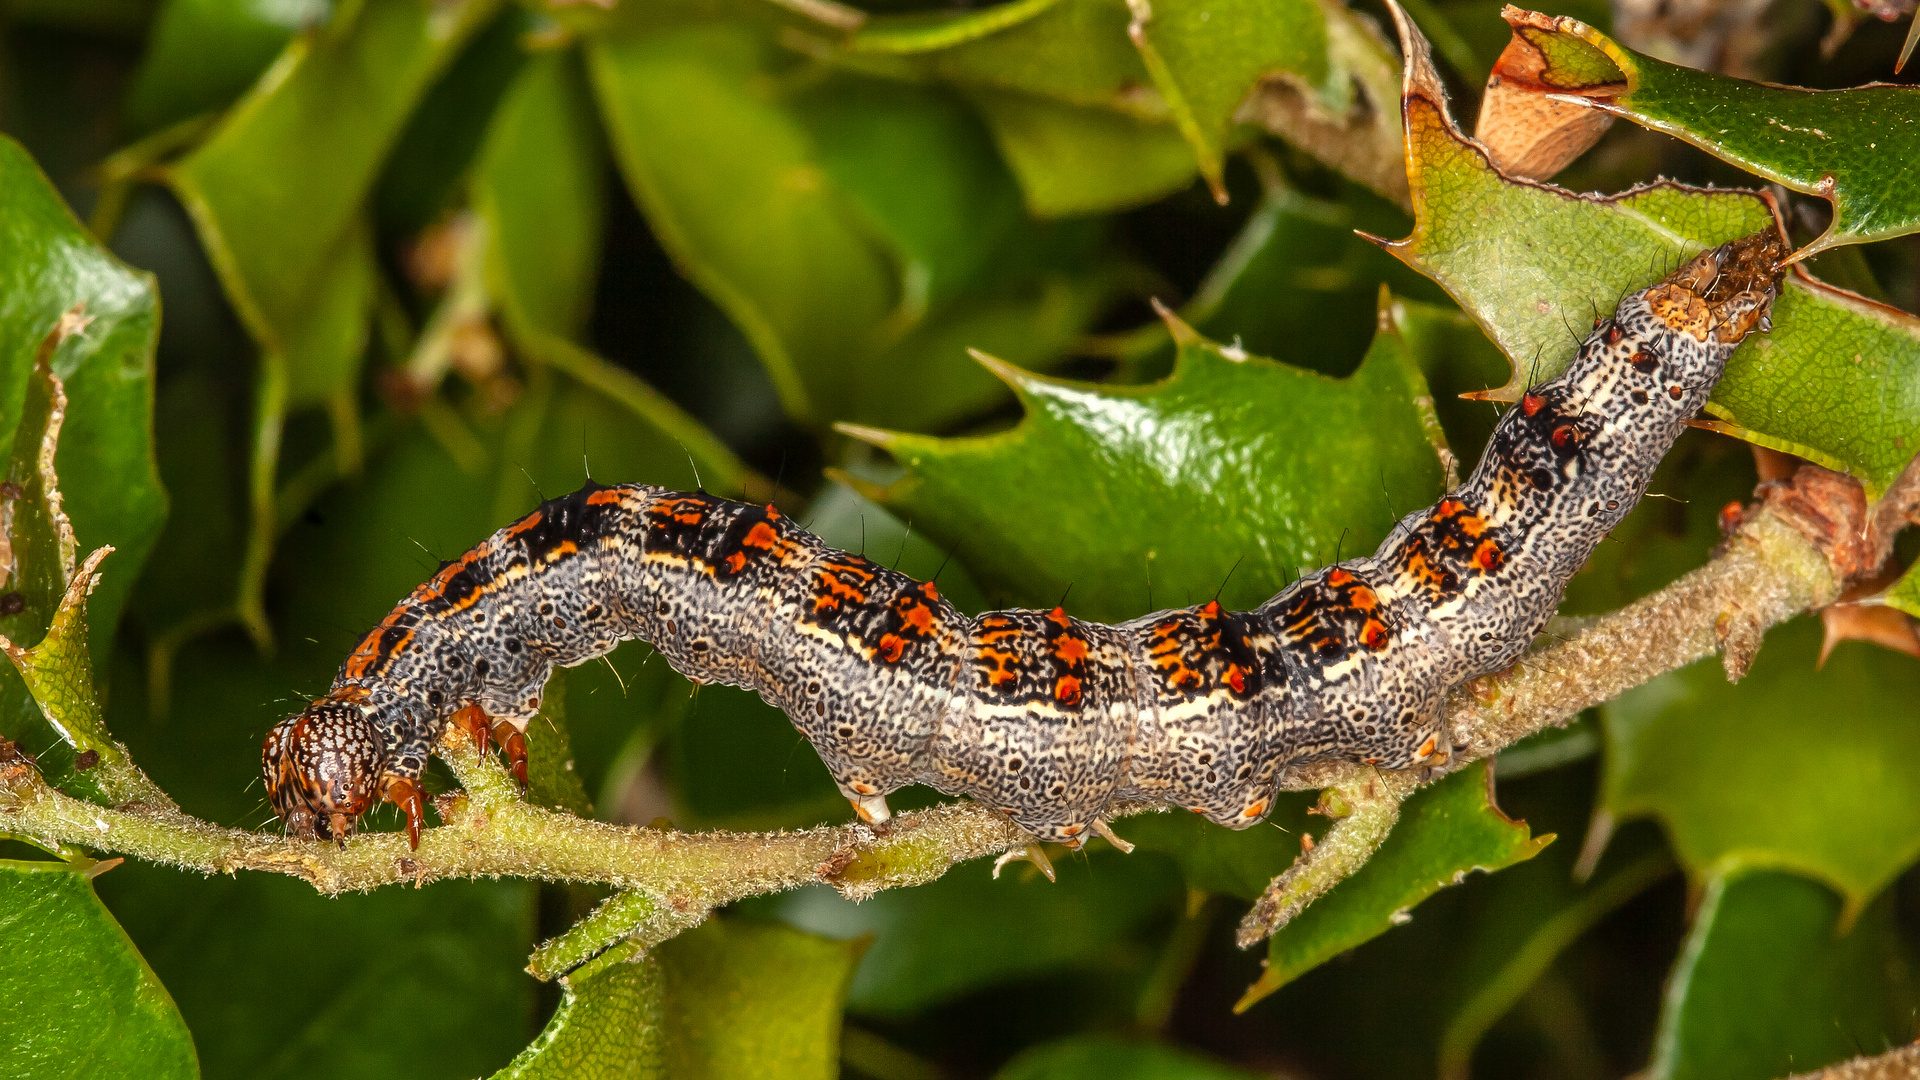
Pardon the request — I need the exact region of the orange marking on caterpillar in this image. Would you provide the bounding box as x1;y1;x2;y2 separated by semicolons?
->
1521;394;1544;416
1051;633;1089;664
1225;664;1246;694
878;633;907;662
1047;606;1072;629
1470;539;1507;572
1361;620;1390;650
1054;675;1082;704
1327;569;1354;587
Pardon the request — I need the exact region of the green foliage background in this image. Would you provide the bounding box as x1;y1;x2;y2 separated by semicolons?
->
1;0;1918;1077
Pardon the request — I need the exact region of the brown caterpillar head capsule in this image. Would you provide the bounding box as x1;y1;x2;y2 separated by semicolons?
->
262;700;383;843
1648;230;1788;346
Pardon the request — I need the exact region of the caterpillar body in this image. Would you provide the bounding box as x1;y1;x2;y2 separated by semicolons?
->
264;233;1784;852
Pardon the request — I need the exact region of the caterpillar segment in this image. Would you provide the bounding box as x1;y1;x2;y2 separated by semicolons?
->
263;231;1784;858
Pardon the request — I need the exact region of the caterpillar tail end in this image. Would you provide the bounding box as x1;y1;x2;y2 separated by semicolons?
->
848;792;892;831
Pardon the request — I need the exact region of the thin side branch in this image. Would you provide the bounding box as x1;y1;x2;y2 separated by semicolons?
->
1236;508;1840;944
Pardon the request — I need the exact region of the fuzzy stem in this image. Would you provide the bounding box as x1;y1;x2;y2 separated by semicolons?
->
0;506;1841;965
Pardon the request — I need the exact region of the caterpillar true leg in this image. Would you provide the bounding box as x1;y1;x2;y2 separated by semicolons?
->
262;230;1785;859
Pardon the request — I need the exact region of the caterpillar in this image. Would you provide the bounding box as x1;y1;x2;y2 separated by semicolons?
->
264;231;1784;856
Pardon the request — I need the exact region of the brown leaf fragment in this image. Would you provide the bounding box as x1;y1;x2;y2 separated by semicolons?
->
1475;8;1621;180
1819;602;1920;666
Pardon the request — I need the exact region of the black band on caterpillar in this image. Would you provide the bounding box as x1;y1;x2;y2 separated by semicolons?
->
263;232;1785;850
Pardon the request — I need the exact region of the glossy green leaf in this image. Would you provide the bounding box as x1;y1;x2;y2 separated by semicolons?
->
994;1035;1263;1080
847;311;1447;622
493;945;664;1080
0;135;166;665
164;0;501;639
1239;762;1551;1010
964;88;1198;217
1498;9;1920;258
122;0;324;135
1647;870;1918;1080
776;844;1181;1015
0;858;198;1080
1602;617;1920;917
657;919;863;1080
1385;16;1920;497
0;136;167;798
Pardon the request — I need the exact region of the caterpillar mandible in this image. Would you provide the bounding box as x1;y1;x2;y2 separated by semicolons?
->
263;231;1785;856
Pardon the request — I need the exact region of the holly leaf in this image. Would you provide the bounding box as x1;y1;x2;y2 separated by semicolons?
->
1489;8;1920;260
1236;762;1551;1011
1646;870;1918;1080
1382;7;1920;498
1601;617;1920;918
841;305;1450;622
0;858;198;1080
656;919;863;1080
491;944;665;1080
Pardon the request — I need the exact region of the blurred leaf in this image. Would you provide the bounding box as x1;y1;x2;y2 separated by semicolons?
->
794;77;1023;305
164;0;502;638
375;4;533;237
593;26;1116;430
965;88;1198;217
1239;762;1552;1010
1122;168;1447;379
492;945;664;1080
98;866;534;1080
0;858;198;1080
993;1035;1263;1079
1126;0;1328;199
846;313;1447;621
1602;617;1920;917
1496;8;1920;259
1121;796;1312;901
1647;870;1918;1080
475;49;606;344
1385;16;1920;497
855;0;1152;114
657;918;862;1080
776;845;1181;1015
588;24;897;428
1436;843;1673;1079
122;0;326;134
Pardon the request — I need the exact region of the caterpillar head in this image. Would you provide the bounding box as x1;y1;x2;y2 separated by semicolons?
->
262;699;383;843
1654;230;1788;345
